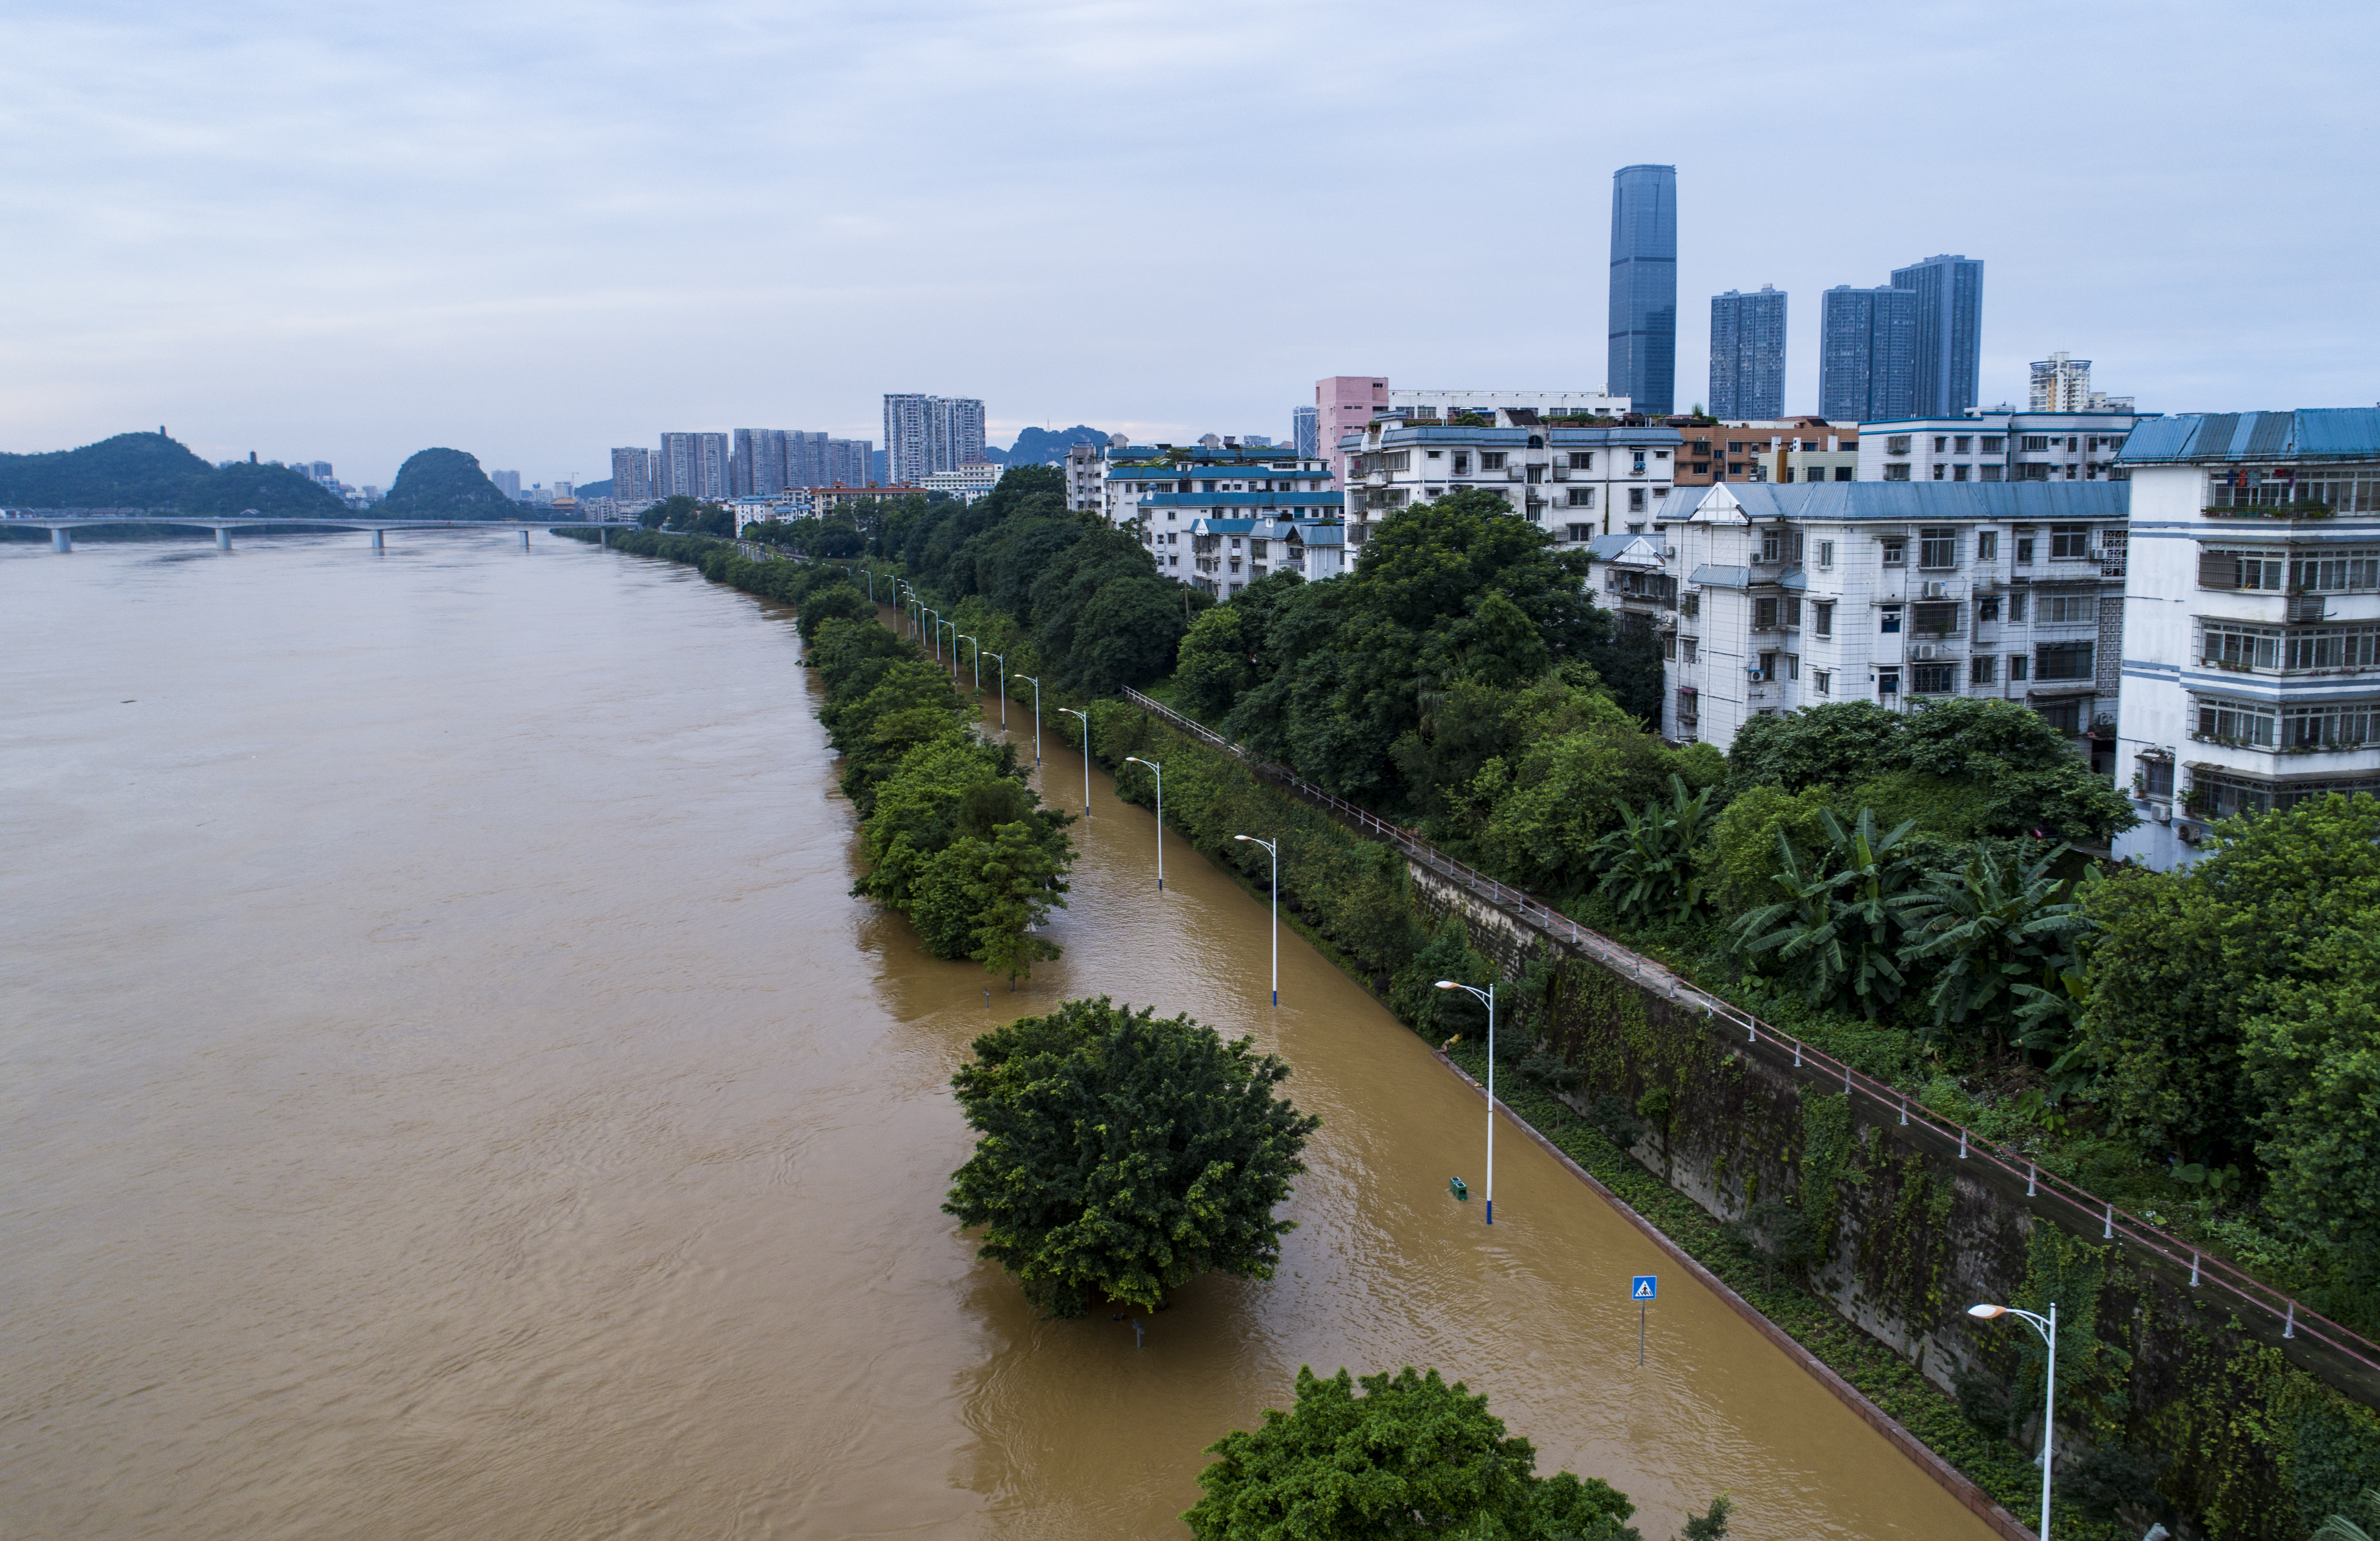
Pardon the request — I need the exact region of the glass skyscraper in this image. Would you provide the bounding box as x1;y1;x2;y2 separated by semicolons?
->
1709;286;1785;420
1607;165;1676;417
1291;405;1319;459
1818;285;1918;422
1889;254;1984;418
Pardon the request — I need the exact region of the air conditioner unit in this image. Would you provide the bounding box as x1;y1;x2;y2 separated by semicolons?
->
1922;581;1951;599
2151;802;2172;824
1911;644;1938;660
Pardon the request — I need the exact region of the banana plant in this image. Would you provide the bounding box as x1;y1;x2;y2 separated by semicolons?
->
1731;808;1927;1018
1591;773;1713;925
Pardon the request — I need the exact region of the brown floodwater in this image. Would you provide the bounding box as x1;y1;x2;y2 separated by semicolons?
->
0;533;2000;1540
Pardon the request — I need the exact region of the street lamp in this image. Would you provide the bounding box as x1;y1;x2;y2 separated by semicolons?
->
1058;707;1091;816
1233;834;1278;1005
1125;756;1163;889
1435;980;1497;1224
938;619;959;673
957;634;980;691
922;608;939;660
1015;674;1041;764
1969;1302;2058;1540
983;652;1006;727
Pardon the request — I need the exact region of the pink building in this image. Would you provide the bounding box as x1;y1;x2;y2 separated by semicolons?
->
1315;376;1388;492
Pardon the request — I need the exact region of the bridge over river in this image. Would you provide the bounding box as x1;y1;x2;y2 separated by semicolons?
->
10;514;641;552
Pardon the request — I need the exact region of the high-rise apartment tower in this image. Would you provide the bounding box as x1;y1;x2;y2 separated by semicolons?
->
1709;286;1785;420
1608;165;1678;417
1890;254;1985;419
609;447;654;502
1819;285;1918;422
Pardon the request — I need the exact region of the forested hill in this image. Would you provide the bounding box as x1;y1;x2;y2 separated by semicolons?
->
0;432;346;517
378;447;520;519
987;425;1108;466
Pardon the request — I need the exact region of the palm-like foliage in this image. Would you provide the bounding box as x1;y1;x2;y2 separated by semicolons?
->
1592;773;1713;925
1731;808;1927;1018
1899;844;2086;1045
2313;1489;2380;1541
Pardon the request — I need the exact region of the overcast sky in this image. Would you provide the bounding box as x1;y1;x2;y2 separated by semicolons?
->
5;0;2374;488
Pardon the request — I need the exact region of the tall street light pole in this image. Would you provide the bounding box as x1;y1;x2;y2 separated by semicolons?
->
1233;834;1277;1005
983;653;1006;727
1016;675;1041;764
1969;1301;2058;1540
1124;756;1163;889
1435;980;1497;1224
957;634;980;692
1058;708;1090;816
938;620;959;674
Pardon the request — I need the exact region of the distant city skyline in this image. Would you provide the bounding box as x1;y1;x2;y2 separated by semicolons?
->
7;1;2374;483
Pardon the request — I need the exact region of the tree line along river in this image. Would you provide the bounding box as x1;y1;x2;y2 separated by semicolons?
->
0;532;2000;1539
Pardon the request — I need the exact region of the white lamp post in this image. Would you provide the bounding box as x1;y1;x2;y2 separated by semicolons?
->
922;608;939;660
1016;674;1041;764
1125;756;1163;889
958;634;980;691
1233;835;1278;1005
1969;1301;2058;1541
1435;980;1497;1224
1058;707;1091;815
983;652;1006;727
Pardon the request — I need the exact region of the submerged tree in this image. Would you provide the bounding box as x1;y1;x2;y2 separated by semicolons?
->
944;998;1320;1318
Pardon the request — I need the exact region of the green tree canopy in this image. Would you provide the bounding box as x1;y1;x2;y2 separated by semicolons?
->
1184;1365;1646;1541
0;431;348;518
943;998;1320;1317
379;447;520;519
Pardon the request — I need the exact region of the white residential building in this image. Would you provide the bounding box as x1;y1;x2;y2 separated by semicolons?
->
1183;515;1348;599
2108;409;2380;870
1389;388;1630;420
1064;440;1110;513
922;463;1001;501
1337;409;1682;551
1647;481;2131;754
1102;444;1338;533
1858;410;2146;485
2030;353;2134;415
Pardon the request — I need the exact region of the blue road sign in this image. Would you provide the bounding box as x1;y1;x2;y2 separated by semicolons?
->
1631;1274;1659;1301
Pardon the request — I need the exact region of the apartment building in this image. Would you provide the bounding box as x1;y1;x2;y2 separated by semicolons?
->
1102;443;1337;531
922;463;1001;501
1064;439;1110;513
1292;406;1320;459
1316;376;1389;490
1645;481;2131;752
2031;353;2134;415
1181;515;1348;599
1858;411;2145;485
1709;287;1786;421
657;432;730;500
2108;409;2380;869
1337;408;1682;549
1672;420;1859;487
610;446;654;503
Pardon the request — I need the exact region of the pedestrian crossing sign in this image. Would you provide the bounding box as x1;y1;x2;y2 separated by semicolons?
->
1631;1275;1658;1301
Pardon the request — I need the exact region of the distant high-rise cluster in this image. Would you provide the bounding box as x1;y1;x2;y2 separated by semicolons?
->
489;468;522;498
882;394;986;485
657;433;730;501
1817;256;1983;421
1892;254;1985;419
610;447;653;502
1608;165;1677;417
1709;286;1785;420
2030;352;2133;414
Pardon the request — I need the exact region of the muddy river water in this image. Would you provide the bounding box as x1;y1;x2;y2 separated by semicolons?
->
0;533;1999;1539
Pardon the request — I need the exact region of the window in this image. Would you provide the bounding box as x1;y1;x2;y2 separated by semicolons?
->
1933;436;1948;453
1566;523;1594;543
2008;593;2029;622
2042;594;2097;625
1878;667;1901;696
2201;548;2286;590
1953;464;1971;481
1568;452;1595;469
1728;441;1746;454
2022;436;2051;452
1920;527;1958;568
1814;669;1831;696
1761;528;1783;562
2016;536;2035;565
1566;487;1595;507
2291;550;2380;592
1953;436;1973;453
1453;453;1470;475
2195;696;2277;747
1633;451;1648;473
1883;463;1911;482
1754;597;1781;629
2140;756;2175;799
1977;530;1998;561
1971;656;1998;685
1887;435;1912;455
1978;595;2001;622
2282;701;2380;750
1913;662;1957;694
1425;449;1442;460
1881;605;1904;634
1882;538;1907;565
1480;452;1506;470
1757;651;1777;680
1784;597;1802;628
1834;466;1854;482
1682;638;1698;662
1676;687;1699;721
1816;540;1835;568
2050;524;2092;559
1629;488;1647;513
1933;463;1947;481
2036;697;2084;733
1981;436;2006;453
2286;626;2380;671
1786;653;1800;680
2010;655;2029;681
2037;642;2094;680
1980;465;2004;482
1913;601;1960;635
1814;601;1834;637
1525;464;1544;484
1662;634;1677;660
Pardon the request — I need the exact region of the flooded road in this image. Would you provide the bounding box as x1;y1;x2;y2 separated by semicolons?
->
0;533;1997;1539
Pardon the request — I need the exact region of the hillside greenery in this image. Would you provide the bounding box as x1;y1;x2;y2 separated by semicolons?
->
379;447;522;519
0;431;347;517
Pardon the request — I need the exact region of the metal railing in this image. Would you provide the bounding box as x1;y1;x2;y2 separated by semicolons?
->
1117;686;2380;1401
